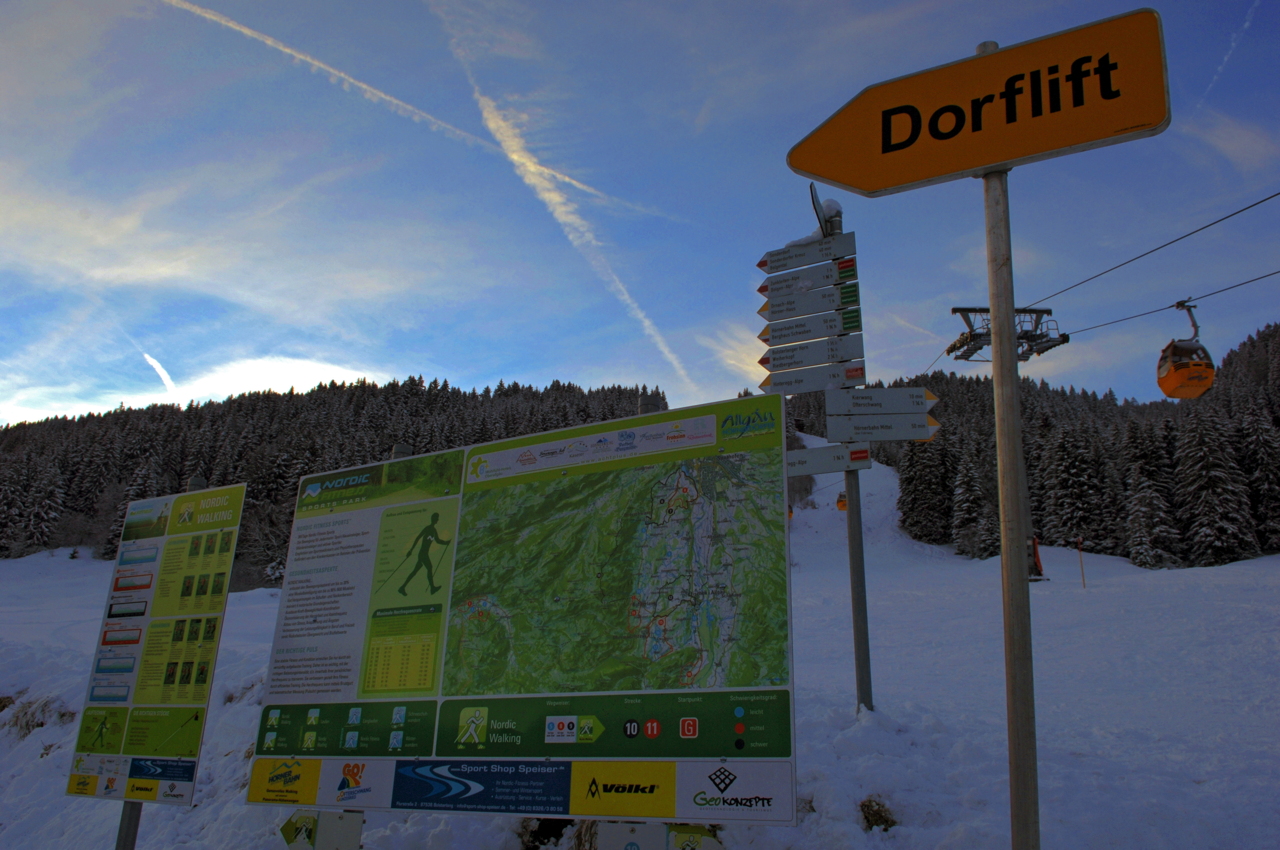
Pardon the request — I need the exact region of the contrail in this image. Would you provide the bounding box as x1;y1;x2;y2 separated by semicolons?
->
142;353;178;394
1198;0;1262;108
472;88;695;389
115;321;179;394
157;0;635;207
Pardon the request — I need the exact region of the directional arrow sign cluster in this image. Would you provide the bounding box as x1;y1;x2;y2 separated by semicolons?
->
759;334;865;373
757;232;857;275
760;282;860;322
786;442;871;477
759;307;862;347
827;412;941;443
825;387;938;416
760;360;865;394
757;257;858;299
754;220;859;398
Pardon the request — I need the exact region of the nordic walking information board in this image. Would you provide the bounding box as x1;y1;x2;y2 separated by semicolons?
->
249;395;795;822
67;484;247;806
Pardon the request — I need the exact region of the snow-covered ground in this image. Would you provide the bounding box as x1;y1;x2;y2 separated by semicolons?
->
1;459;1276;849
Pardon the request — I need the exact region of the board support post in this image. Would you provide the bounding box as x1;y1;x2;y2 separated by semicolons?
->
843;469;873;712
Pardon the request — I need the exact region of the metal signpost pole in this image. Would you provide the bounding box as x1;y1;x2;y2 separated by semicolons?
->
982;159;1040;849
843;468;873;712
761;190;875;712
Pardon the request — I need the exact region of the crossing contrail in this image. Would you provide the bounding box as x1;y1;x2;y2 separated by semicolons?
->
157;0;635;207
1198;0;1262;108
422;0;694;389
472;87;695;388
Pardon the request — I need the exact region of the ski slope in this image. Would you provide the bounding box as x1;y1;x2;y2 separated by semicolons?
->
0;457;1276;849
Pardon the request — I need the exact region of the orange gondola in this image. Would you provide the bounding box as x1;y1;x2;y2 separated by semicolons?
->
836;491;848;511
1157;301;1214;399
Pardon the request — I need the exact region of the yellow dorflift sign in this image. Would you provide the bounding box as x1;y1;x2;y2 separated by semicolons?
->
788;8;1168;196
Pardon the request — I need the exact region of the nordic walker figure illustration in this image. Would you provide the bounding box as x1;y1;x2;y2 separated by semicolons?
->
400;512;450;596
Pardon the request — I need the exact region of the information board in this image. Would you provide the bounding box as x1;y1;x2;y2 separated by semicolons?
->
67;483;247;806
248;396;795;823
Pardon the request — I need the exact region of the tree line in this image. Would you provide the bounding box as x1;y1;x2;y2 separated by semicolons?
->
784;322;1280;568
0;378;665;584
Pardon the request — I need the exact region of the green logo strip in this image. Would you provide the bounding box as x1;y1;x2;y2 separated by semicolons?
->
167;485;247;537
435;690;791;759
295;452;465;518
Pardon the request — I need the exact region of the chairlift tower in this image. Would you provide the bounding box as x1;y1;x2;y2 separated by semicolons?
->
946;307;1070;362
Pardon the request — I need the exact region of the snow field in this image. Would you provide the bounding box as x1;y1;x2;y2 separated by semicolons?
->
0;457;1276;848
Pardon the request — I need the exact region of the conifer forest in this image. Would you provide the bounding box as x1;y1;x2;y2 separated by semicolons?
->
786;323;1280;568
0;379;668;587
1;324;1277;582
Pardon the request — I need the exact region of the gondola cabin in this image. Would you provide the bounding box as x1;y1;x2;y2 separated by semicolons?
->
1157;301;1215;399
1157;339;1214;398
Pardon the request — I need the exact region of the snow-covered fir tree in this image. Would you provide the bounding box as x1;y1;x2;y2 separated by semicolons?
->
1175;408;1260;566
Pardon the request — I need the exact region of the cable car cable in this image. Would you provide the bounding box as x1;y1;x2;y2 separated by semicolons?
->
1025;189;1280;308
1066;268;1280;335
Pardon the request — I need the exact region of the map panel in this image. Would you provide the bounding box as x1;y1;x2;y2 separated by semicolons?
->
443;446;787;696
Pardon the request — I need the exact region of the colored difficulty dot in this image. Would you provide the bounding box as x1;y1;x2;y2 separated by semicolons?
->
734;722;745;734
734;707;745;718
734;739;745;750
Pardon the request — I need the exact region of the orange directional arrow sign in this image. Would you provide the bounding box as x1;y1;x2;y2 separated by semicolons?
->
788;8;1169;197
827;413;941;442
760;360;865;395
825;387;938;415
760;282;860;322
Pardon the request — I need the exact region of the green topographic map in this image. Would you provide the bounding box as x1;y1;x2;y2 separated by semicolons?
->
441;449;788;695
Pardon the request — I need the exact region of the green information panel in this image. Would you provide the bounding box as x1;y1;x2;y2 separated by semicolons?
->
68;483;246;805
358;500;458;699
123;707;205;758
255;396;795;823
76;707;128;755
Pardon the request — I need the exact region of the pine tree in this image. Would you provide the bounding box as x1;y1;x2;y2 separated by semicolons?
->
1175;409;1260;566
1237;405;1280;549
896;437;952;544
951;441;986;558
1125;473;1182;569
0;466;27;557
24;461;65;551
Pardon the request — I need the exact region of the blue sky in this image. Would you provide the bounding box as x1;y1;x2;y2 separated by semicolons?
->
1;0;1277;424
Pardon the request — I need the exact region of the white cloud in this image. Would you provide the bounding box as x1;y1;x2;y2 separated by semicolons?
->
1181;110;1280;173
695;323;767;385
0;356;391;425
948;239;1045;281
0;157;491;334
